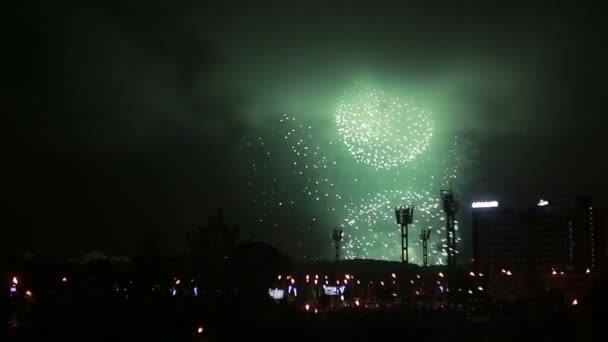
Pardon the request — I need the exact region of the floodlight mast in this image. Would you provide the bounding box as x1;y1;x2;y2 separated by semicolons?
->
420;228;431;267
332;229;343;263
395;205;414;300
440;190;459;271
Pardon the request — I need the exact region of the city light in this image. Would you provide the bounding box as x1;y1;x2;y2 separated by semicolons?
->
572;298;578;306
391;273;396;279
268;288;284;299
586;268;591;274
537;199;549;206
197;326;204;334
472;201;499;208
25;290;33;298
506;270;512;276
355;300;360;306
278;275;282;280
552;269;557;276
469;271;475;277
12;276;18;285
193;287;198;296
438;272;444;278
345;274;350;280
305;304;310;311
175;279;181;285
61;277;68;283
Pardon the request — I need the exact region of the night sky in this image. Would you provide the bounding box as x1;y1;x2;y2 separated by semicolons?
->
4;1;607;260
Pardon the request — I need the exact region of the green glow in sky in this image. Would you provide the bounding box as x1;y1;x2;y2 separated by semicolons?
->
245;81;466;263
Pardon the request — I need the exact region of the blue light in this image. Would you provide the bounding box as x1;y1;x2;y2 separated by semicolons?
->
439;285;444;293
193;287;198;296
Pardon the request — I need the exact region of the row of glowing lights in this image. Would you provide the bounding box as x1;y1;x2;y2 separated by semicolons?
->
276;269;585;307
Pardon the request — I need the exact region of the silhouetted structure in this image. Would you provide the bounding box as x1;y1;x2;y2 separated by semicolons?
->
420;228;431;267
441;190;459;270
472;196;601;301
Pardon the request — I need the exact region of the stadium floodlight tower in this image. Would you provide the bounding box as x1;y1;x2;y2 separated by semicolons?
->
440;190;459;270
420;228;432;267
332;229;343;264
395;206;414;281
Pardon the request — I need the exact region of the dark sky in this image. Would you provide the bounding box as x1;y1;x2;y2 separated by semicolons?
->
4;1;607;258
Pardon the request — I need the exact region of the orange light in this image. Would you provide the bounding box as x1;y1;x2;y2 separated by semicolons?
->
12;277;18;285
572;298;578;306
197;326;204;334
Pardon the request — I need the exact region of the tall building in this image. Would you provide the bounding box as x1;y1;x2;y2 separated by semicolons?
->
473;197;599;273
471;197;601;300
